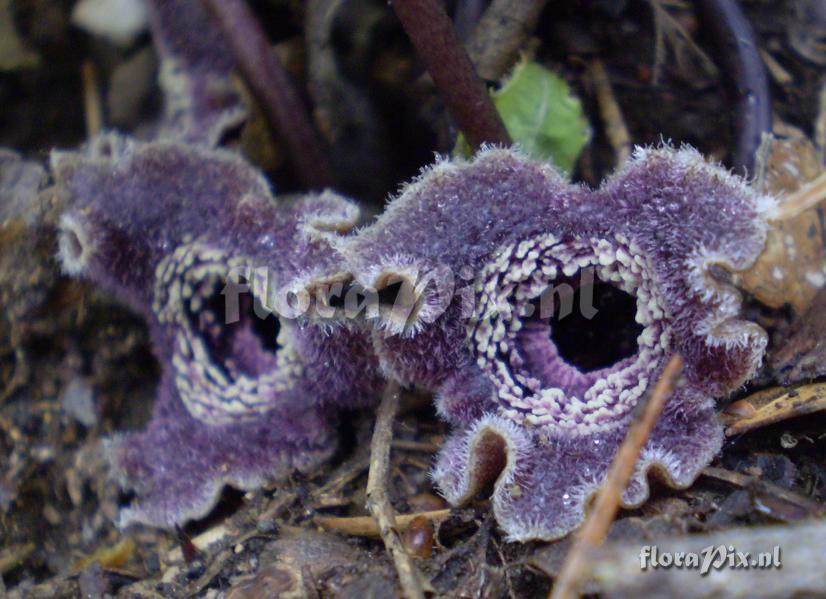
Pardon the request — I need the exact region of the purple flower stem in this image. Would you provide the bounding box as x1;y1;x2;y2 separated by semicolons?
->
696;0;771;175
202;0;334;189
391;0;512;149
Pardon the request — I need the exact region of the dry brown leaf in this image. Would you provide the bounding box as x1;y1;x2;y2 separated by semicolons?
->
736;130;825;313
71;537;136;573
723;382;826;436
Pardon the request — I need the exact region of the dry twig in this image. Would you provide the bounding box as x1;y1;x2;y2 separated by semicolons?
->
723;383;826;436
759;49;793;86
551;354;684;599
366;381;427;599
817;81;826;163
587;60;631;167
770;171;826;221
315;509;452;538
702;466;826;522
392;439;440;453
81;60;103;139
202;0;334;189
649;0;718;86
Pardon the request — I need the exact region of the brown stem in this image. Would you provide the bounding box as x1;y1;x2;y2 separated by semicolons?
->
392;0;511;149
695;0;771;175
202;0;334;189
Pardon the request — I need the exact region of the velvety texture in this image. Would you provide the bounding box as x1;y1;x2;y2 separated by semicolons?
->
53;135;381;527
343;146;772;541
146;0;246;145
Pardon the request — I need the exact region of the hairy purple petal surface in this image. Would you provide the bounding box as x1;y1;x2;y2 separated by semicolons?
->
146;0;246;145
53;135;381;527
344;146;772;541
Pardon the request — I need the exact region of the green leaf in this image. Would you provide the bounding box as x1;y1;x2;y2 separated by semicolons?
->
456;60;590;175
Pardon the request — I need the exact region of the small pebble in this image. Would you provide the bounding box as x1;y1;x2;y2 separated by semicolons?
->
403;516;434;559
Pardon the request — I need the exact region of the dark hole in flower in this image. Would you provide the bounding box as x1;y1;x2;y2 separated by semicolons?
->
181;487;246;537
377;280;403;306
186;278;282;378
548;280;643;373
249;296;281;354
469;429;508;497
375;276;437;329
317;278;357;312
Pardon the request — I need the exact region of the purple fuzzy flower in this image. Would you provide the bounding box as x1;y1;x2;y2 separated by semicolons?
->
53;135;381;527
146;0;247;145
343;146;772;541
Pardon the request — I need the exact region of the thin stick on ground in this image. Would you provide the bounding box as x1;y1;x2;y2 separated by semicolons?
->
550;354;684;599
81;60;103;139
315;509;452;538
202;0;334;189
817;82;826;164
769;171;826;221
366;381;427;599
702;466;826;521
587;59;631;167
392;0;511;150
